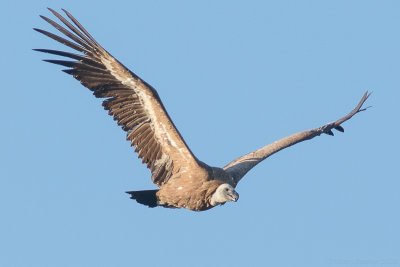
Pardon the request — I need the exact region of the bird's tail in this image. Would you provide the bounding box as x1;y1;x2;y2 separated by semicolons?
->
126;190;159;208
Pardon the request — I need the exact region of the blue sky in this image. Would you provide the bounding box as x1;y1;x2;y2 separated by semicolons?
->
1;1;399;266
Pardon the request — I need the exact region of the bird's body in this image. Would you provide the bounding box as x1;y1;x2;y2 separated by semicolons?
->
35;8;370;211
129;166;237;211
157;178;225;211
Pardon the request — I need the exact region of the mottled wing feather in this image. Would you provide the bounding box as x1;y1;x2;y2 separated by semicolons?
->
223;92;370;186
35;8;204;186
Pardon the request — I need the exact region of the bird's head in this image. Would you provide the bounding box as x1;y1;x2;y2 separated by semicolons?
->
210;183;239;206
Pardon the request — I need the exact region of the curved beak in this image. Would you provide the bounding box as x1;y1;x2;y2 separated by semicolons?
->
230;191;239;202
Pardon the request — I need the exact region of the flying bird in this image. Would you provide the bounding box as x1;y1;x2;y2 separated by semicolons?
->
34;9;370;211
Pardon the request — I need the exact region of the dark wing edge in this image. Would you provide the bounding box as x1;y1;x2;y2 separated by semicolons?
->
34;8;205;186
223;92;371;186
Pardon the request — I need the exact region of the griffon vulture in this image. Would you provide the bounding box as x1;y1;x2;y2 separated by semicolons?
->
34;9;370;211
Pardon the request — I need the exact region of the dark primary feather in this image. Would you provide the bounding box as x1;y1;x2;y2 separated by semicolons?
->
33;28;88;53
334;125;344;132
34;8;198;187
325;129;334;136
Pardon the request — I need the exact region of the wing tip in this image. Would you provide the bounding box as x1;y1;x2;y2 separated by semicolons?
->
33;27;42;33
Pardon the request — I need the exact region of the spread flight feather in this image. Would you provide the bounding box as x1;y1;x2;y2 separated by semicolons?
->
34;8;206;188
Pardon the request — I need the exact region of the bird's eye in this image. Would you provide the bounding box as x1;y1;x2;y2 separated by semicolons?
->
225;188;229;192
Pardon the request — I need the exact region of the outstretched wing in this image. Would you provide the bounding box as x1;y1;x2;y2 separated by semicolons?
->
35;8;206;187
223;92;371;186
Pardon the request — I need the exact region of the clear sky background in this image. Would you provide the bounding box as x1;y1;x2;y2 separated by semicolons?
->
1;1;399;266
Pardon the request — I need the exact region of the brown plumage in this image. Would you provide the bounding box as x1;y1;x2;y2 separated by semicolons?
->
35;9;370;211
